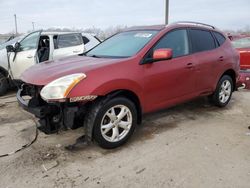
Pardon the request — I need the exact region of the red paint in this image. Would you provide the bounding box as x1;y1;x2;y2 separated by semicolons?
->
237;48;250;70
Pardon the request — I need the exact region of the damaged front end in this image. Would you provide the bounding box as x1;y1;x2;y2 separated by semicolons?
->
17;84;87;134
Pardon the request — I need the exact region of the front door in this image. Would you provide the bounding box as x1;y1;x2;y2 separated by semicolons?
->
10;30;41;79
143;29;197;111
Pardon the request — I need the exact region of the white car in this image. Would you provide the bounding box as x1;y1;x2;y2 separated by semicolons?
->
0;31;100;95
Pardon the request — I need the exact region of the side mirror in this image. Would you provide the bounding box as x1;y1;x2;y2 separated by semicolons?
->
153;48;173;61
14;42;21;51
143;48;173;64
6;45;15;52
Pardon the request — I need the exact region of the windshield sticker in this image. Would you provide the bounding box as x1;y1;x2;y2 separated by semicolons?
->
134;33;153;38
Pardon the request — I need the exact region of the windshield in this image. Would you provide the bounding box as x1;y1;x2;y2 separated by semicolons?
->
86;30;158;58
0;35;24;50
232;37;250;48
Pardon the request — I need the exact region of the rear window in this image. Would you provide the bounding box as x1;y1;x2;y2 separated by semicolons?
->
57;34;83;48
190;29;216;53
213;32;226;46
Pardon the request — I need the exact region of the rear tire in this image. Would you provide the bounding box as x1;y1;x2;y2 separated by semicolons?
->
85;97;137;149
0;73;8;96
210;75;233;107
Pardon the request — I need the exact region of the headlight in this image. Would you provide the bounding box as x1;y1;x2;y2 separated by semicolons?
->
40;73;86;102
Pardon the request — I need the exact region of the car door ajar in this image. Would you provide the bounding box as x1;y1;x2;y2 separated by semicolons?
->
52;33;84;60
143;29;197;112
10;30;42;79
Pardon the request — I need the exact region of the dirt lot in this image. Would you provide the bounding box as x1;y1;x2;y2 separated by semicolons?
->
0;90;250;188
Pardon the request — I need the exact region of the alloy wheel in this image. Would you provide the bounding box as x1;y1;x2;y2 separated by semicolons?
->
100;105;132;143
219;80;232;103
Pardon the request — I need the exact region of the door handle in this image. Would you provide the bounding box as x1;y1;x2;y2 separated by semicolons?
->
218;56;224;61
73;50;81;53
186;63;194;69
27;55;34;58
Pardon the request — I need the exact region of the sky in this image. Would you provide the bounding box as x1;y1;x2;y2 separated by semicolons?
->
0;0;249;33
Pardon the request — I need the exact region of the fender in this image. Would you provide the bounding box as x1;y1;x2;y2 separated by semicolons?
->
68;78;145;108
92;79;143;97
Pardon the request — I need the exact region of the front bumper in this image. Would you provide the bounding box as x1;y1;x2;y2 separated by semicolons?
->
17;88;49;118
17;85;82;134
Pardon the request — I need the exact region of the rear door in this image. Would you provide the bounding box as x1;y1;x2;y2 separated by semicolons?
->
10;30;42;79
143;29;197;111
189;29;220;92
52;33;84;60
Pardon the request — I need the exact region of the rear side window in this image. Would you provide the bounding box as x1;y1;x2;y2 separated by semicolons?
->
213;32;226;46
189;29;216;53
57;34;83;48
82;36;90;44
153;29;189;58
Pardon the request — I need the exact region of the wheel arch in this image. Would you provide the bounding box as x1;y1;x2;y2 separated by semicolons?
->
84;89;143;144
103;89;142;124
0;66;10;95
0;66;8;77
221;69;236;91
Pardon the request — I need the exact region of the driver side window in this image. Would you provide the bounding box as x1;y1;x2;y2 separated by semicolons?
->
153;29;189;58
19;32;40;51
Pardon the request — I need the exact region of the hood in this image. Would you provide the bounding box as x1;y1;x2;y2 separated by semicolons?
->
21;55;124;86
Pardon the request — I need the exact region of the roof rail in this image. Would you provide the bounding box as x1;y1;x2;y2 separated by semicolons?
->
172;21;215;29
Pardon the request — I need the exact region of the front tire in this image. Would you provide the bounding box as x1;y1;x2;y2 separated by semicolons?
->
211;75;233;107
0;73;8;96
85;97;137;149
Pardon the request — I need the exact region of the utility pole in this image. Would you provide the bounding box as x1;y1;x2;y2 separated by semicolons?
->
165;0;169;25
14;14;18;35
32;22;35;31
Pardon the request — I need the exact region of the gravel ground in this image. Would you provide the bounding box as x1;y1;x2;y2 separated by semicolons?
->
0;90;250;188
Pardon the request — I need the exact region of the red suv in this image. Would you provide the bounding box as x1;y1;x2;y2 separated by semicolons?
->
17;22;240;149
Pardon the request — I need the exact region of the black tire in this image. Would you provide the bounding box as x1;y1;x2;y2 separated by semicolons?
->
85;97;137;149
0;73;8;96
210;75;233;107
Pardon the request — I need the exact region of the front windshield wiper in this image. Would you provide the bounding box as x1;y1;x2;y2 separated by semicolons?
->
91;55;101;58
87;54;101;58
85;54;130;59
